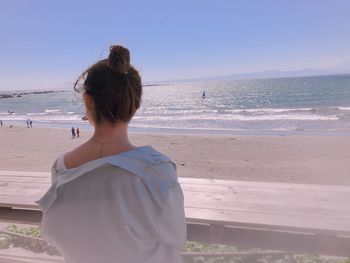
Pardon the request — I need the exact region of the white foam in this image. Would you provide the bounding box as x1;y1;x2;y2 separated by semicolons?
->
129;123;243;131
0;114;84;122
224;108;314;113
45;109;61;113
133;113;339;121
339;107;350;111
27;112;46;116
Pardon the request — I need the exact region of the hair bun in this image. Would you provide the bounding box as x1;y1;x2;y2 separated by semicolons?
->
108;45;130;74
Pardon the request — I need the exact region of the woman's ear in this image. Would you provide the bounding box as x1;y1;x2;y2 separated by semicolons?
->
83;92;94;112
83;92;95;126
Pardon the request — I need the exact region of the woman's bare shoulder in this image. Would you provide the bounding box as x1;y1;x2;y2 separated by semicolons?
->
63;142;98;169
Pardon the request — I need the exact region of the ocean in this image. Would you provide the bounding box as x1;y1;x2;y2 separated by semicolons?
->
1;74;350;135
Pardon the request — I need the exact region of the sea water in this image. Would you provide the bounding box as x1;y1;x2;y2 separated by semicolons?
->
0;74;350;135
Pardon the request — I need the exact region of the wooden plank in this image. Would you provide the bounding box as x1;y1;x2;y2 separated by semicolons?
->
0;196;44;207
185;207;350;236
1;184;348;224
4;171;350;192
0;172;50;212
0;198;40;209
2;172;349;192
2;181;348;214
0;208;41;225
0;194;44;201
0;176;51;184
1;194;346;234
2;172;349;203
179;177;350;193
0;185;48;195
0;171;50;177
2;174;349;204
181;183;350;202
186;223;350;257
0;253;64;263
1;191;348;235
183;191;350;216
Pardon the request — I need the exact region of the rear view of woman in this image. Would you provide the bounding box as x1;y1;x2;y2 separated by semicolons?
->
36;45;187;263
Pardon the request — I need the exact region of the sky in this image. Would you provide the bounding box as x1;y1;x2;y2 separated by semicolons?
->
1;0;350;90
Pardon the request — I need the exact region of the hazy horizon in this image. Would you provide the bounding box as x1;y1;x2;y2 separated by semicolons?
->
1;71;350;93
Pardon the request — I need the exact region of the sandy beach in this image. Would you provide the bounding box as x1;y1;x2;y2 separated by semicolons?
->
0;126;349;185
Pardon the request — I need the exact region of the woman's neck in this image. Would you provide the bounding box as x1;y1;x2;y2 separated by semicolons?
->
91;121;133;147
64;122;135;169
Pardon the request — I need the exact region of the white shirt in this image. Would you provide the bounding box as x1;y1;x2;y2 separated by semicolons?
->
36;146;187;263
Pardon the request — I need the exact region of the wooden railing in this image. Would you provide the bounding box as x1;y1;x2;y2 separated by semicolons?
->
1;171;349;257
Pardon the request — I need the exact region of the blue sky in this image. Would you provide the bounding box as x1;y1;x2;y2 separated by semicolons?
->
1;0;350;90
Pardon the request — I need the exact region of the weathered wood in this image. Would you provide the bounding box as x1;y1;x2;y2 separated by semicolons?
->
185;207;350;236
1;171;350;256
179;177;350;193
186;222;350;257
0;176;51;184
183;190;350;215
0;198;41;209
180;182;350;202
0;171;49;177
0;208;41;225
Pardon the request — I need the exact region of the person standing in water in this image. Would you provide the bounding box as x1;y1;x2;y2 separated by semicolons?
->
36;45;186;263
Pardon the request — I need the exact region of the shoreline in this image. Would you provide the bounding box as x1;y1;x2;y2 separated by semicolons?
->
1;120;350;137
1;126;349;185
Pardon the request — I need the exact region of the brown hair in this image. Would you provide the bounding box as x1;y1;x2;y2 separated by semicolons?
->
74;45;142;124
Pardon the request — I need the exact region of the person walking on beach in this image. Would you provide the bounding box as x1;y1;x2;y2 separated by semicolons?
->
36;45;186;263
0;120;3;126
26;119;29;128
71;127;76;139
29;119;32;128
76;127;80;138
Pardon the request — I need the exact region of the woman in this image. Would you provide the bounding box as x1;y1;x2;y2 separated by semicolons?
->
36;45;187;263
